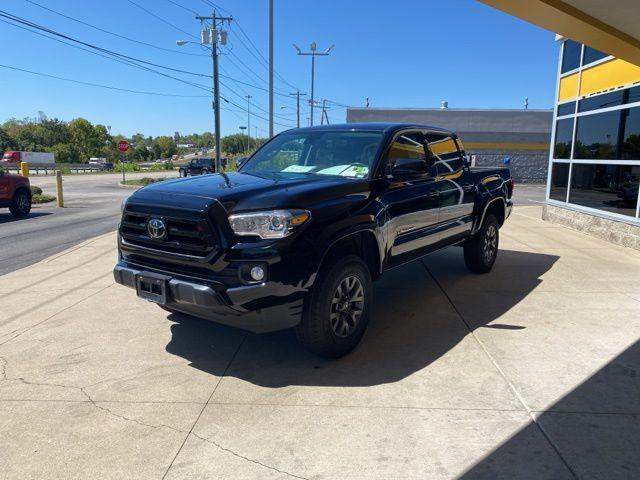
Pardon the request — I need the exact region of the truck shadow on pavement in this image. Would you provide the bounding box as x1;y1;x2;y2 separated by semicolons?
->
165;247;559;388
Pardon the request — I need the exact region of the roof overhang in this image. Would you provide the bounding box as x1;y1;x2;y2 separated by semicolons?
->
479;0;640;66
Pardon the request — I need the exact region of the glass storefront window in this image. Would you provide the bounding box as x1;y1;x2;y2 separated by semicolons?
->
582;46;608;65
578;90;625;113
561;40;581;73
622;108;640;160
574;110;620;159
549;163;570;202
569;164;639;217
554;118;574;159
557;101;576;117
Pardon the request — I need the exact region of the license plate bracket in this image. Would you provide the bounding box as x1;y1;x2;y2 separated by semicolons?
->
135;272;170;304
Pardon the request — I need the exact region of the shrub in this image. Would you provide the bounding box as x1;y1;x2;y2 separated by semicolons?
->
30;185;43;195
32;193;56;204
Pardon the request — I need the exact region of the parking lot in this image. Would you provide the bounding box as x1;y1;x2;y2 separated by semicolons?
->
1;204;638;479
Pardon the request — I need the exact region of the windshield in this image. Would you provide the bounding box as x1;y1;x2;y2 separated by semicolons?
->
239;130;383;179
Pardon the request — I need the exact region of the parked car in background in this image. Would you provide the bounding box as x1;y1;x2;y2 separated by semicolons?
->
178;157;227;176
0;169;31;217
1;151;55;166
114;123;513;358
88;157;113;171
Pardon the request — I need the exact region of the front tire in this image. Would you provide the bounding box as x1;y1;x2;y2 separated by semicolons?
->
464;213;499;273
9;190;31;218
296;255;372;358
179;169;187;177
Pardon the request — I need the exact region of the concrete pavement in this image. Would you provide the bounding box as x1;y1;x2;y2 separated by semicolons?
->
1;205;639;479
0;171;176;275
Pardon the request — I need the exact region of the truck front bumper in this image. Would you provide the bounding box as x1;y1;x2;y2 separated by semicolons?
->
113;264;303;333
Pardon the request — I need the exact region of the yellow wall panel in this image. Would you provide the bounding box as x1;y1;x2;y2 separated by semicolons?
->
580;59;640;96
558;73;579;101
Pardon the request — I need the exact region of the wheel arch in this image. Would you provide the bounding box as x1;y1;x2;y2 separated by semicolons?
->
317;229;383;281
472;196;505;234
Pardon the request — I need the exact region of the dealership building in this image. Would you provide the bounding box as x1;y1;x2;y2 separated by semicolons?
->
346;107;552;183
544;38;640;249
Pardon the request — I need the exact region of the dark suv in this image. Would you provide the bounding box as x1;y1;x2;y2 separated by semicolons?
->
178;157;215;177
114;123;513;357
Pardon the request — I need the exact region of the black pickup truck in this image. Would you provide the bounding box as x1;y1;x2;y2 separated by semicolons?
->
114;123;513;357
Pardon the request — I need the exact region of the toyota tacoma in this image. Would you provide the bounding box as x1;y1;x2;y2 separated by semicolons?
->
114;123;513;358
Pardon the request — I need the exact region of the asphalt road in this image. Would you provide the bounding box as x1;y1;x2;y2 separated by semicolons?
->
0;175;545;276
0;171;176;276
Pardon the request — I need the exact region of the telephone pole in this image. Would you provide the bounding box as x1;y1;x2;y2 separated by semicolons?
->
245;95;252;152
268;0;274;137
194;11;232;173
289;90;306;128
293;42;334;126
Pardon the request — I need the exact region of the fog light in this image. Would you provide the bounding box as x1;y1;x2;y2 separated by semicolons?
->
250;265;265;281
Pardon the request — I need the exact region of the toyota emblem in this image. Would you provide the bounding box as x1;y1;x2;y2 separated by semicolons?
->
147;218;167;240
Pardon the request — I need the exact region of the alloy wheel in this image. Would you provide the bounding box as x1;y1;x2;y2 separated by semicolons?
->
330;275;365;338
483;224;497;263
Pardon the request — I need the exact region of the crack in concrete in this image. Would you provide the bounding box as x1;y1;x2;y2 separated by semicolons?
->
189;431;310;480
0;354;308;480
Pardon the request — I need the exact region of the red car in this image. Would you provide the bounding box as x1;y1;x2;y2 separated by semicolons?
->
0;170;32;217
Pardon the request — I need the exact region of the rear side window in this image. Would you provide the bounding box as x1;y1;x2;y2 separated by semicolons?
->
386;132;427;172
426;134;463;174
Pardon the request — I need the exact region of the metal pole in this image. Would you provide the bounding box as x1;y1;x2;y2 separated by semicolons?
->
246;95;251;152
212;11;222;173
321;99;327;125
268;0;274;137
55;170;64;207
296;91;300;128
310;54;315;126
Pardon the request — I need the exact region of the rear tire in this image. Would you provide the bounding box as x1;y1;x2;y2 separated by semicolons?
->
296;254;372;358
9;190;31;218
179;169;187;177
463;213;499;274
200;169;209;175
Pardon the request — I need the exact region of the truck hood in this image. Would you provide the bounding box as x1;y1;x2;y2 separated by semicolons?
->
130;171;372;214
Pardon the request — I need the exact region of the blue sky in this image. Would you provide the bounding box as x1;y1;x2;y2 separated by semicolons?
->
1;0;559;138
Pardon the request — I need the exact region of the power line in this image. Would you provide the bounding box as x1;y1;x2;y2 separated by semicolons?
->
0;63;210;97
126;0;198;40
24;0;207;57
0;11;212;92
165;0;199;16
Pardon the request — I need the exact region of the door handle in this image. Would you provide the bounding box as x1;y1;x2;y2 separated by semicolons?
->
463;184;475;193
427;191;440;199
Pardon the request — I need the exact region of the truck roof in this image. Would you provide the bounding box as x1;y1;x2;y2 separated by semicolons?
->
289;122;457;136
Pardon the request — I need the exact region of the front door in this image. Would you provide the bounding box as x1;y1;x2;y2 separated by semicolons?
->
380;131;441;268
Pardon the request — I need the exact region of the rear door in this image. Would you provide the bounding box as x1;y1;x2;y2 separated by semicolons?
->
426;133;475;238
380;130;442;267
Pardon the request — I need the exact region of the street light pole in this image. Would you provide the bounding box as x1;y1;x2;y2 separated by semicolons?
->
293;43;334;126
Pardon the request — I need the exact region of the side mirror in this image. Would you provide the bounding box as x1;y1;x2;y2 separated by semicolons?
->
236;156;248;169
390;157;428;176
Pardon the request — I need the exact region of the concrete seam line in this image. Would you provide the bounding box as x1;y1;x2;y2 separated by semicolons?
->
0;282;115;347
0;271;115;328
420;259;580;480
159;333;309;480
0;249;114;300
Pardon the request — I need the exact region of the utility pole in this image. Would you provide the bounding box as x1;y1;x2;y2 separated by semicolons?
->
293;42;334;126
268;0;274;137
193;10;232;173
245;95;252;152
289;90;306;128
320;99;327;125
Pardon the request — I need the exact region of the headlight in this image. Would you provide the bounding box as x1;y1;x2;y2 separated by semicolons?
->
120;195;130;212
229;210;311;239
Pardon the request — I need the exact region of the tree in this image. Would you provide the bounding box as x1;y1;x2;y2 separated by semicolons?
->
0;127;17;151
133;142;150;162
68;118;104;162
151;136;176;159
49;142;80;163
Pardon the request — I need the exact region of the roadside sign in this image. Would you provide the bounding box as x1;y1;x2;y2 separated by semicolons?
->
117;140;130;152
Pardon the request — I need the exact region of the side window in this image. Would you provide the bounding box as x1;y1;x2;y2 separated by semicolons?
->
386;132;427;172
426;134;463;174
